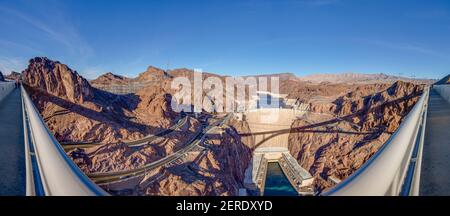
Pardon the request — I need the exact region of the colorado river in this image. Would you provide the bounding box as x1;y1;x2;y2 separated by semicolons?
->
263;162;298;196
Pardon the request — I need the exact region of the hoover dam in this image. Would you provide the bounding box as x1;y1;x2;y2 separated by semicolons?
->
0;57;449;196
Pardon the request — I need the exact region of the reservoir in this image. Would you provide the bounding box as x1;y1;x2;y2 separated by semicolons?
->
263;162;298;196
257;93;285;109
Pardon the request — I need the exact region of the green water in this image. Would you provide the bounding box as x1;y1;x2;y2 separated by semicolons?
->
263;162;298;196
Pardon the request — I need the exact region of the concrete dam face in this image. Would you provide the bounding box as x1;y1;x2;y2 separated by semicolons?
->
245;108;305;149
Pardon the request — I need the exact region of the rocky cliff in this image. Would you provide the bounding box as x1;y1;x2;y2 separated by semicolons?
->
0;71;4;82
69;116;202;173
23;57;93;103
288;81;424;192
139;119;252;196
22;57;177;144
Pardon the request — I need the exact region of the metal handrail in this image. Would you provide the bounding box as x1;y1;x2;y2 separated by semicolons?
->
21;86;108;196
324;88;429;196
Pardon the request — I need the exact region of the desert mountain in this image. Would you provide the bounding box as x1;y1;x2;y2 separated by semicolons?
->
298;72;434;84
136;66;171;82
243;72;297;82
23;57;93;103
22;57;177;144
90;72;132;86
5;71;21;81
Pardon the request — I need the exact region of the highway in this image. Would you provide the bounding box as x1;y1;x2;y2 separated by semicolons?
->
88;113;232;184
62;115;189;150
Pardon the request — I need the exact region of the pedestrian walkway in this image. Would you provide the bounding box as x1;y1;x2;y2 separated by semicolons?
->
420;89;450;195
0;88;25;195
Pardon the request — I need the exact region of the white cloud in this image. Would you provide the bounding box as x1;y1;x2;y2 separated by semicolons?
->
0;57;27;74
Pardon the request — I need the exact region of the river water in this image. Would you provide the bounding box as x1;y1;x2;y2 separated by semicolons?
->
263;162;298;196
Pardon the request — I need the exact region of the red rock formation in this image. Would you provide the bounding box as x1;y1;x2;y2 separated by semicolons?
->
22;57;178;144
288;81;424;192
141;121;252;196
68;116;202;174
90;72;132;86
22;57;93;103
136;66;170;82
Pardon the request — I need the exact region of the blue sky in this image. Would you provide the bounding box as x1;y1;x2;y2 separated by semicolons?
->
0;0;449;79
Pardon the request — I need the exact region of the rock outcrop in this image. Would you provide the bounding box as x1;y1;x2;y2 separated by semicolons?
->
140;120;252;196
136;66;171;82
22;57;93;103
5;71;21;81
22;57;178;144
90;72;132;86
68;116;202;173
0;71;4;82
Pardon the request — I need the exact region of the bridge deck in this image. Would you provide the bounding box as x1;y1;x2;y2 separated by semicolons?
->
421;88;450;195
0;88;25;195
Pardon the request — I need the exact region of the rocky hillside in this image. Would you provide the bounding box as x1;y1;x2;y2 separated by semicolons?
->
90;72;132;86
23;57;93;103
288;81;424;192
22;57;177;144
139;119;252;196
69;117;202;173
5;71;21;81
435;74;450;85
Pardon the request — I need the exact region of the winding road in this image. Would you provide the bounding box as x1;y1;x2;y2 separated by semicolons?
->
88;113;231;184
62;115;189;150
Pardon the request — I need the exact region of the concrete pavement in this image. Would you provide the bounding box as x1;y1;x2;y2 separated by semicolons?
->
420;89;450;195
0;88;25;195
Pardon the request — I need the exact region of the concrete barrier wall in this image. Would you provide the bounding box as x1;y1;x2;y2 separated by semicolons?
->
434;85;450;104
0;81;15;103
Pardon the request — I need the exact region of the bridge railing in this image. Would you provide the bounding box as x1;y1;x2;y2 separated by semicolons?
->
21;86;108;196
323;87;429;196
0;81;16;102
434;85;450;103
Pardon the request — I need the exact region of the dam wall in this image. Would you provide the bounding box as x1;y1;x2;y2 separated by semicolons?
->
244;108;305;149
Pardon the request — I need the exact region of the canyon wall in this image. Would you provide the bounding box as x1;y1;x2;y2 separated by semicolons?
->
288;81;424;192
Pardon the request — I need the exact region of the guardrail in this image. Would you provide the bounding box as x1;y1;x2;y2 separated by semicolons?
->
0;81;16;102
323;87;429;196
434;84;450;103
21;86;108;196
